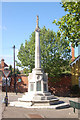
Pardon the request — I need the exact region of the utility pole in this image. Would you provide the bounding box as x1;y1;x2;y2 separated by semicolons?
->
13;45;16;94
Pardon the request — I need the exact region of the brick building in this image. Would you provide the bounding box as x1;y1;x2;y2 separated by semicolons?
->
0;59;8;71
0;59;8;87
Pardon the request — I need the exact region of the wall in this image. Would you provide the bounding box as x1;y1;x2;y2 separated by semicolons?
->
2;74;71;96
2;74;28;93
48;74;71;96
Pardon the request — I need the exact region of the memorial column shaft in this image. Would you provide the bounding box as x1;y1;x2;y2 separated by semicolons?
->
35;30;41;68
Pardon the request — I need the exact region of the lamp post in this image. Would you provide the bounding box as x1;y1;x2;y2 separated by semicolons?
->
3;68;10;106
13;45;16;94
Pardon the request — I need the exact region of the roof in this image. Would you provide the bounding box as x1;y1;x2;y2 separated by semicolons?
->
0;62;8;69
70;55;80;66
4;63;8;67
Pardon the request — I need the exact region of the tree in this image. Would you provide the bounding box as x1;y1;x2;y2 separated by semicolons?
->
15;68;21;74
17;26;71;79
9;65;12;76
9;65;21;76
53;1;80;47
22;68;31;76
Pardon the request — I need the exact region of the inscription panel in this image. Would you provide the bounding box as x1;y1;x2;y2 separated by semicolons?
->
37;81;41;91
30;83;34;91
44;83;47;91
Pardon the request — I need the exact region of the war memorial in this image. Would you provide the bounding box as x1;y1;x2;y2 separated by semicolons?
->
10;16;59;108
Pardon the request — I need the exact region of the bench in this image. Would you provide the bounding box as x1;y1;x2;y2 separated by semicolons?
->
69;100;80;113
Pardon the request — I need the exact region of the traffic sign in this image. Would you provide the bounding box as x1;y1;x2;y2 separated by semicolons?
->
3;70;11;78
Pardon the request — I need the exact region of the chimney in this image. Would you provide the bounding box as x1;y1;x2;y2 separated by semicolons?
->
71;44;75;62
1;59;4;71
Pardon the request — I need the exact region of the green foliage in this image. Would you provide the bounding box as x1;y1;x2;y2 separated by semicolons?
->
53;2;80;47
17;26;71;79
9;65;21;76
9;65;12;76
15;68;21;74
22;68;31;76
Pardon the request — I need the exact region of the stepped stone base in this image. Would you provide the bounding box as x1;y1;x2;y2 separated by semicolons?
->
10;92;59;107
9;100;69;109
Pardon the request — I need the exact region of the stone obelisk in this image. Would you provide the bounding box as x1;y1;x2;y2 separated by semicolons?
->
27;15;48;95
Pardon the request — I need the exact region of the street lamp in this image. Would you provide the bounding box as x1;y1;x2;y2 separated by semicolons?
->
3;67;11;106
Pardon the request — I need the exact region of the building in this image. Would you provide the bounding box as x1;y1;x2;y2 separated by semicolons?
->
70;55;80;87
0;59;8;87
0;59;8;71
70;44;80;87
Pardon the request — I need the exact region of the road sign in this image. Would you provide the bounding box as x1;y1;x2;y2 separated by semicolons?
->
2;77;11;86
3;70;11;78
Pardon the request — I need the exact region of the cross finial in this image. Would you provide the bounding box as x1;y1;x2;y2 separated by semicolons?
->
36;15;39;28
35;15;40;31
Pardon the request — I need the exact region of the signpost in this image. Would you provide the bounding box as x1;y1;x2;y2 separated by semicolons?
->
3;69;11;106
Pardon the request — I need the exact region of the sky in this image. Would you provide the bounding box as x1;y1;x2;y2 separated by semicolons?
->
0;2;78;69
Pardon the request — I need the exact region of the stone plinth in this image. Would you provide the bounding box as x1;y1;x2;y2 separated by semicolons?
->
28;68;48;94
18;68;59;106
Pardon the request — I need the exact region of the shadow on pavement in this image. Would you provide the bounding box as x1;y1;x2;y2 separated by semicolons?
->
52;101;65;105
56;104;71;109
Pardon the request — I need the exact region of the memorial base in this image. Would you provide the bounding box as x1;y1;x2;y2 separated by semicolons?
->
17;92;59;106
10;67;59;107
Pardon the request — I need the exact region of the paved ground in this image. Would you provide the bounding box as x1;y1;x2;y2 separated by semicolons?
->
1;92;80;119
